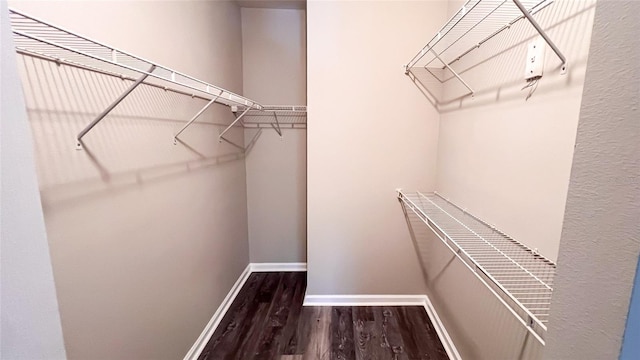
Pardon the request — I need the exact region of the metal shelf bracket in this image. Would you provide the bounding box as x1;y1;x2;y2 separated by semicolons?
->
218;106;251;143
76;64;156;150
512;0;568;73
173;92;223;144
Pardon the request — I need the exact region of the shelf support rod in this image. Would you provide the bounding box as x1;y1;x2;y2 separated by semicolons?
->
76;64;156;149
430;49;474;96
173;92;222;143
271;111;282;137
219;107;251;142
512;0;567;73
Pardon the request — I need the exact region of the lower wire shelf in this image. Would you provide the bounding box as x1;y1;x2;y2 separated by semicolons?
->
397;190;556;344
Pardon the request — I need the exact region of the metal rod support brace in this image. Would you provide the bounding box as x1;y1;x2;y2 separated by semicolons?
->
430;49;475;95
76;64;156;149
512;0;567;73
219;107;251;142
173;92;222;143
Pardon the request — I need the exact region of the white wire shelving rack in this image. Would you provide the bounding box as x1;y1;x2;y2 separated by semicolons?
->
398;190;556;344
8;8;264;149
404;0;566;98
215;105;306;149
233;105;307;132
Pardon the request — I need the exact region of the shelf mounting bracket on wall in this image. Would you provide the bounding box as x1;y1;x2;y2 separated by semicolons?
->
218;106;251;143
173;92;223;144
431;48;475;96
76;64;156;150
512;0;567;73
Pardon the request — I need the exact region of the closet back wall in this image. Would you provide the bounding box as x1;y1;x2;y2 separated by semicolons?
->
9;1;249;359
307;1;446;295
241;7;307;263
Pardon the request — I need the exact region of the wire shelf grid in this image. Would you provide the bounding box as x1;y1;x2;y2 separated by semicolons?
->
234;105;307;129
9;8;262;109
398;190;556;343
405;0;553;72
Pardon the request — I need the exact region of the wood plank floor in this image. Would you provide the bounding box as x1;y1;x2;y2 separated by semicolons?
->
198;272;448;360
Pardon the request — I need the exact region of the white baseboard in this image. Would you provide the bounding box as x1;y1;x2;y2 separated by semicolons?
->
183;264;252;360
250;262;307;272
302;293;461;360
185;264;459;360
302;294;428;306
422;295;462;360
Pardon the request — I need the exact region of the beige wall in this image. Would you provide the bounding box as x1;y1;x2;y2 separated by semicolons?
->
306;0;445;295
8;1;249;359
403;0;596;358
0;1;66;358
435;0;596;262
545;1;640;358
241;8;307;263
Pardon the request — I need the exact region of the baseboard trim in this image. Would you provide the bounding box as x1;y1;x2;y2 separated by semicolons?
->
302;293;461;360
183;264;252;360
422;295;462;360
185;265;459;360
250;262;307;272
302;294;428;306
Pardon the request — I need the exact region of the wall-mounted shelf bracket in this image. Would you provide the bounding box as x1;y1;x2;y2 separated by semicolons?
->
431;48;475;96
512;0;567;74
173;92;223;144
76;64;156;150
218;106;252;143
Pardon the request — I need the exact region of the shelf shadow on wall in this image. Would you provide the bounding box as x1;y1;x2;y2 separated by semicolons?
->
40;137;256;211
16;53;253;210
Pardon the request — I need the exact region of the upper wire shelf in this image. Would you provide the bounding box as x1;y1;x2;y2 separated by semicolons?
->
398;190;556;344
9;8;262;110
404;0;567;97
233;105;307;129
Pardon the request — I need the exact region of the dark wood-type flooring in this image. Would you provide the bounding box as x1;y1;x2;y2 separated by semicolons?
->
198;272;448;360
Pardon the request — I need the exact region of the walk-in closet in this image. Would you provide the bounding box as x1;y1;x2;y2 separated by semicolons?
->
1;0;638;360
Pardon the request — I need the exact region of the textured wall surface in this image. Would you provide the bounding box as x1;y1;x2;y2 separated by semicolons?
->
306;0;445;295
242;8;307;263
7;1;249;359
0;1;67;358
544;1;640;359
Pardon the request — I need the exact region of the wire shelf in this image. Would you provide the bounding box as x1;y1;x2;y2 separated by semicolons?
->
233;105;307;129
398;190;556;343
405;0;553;72
9;8;262;110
